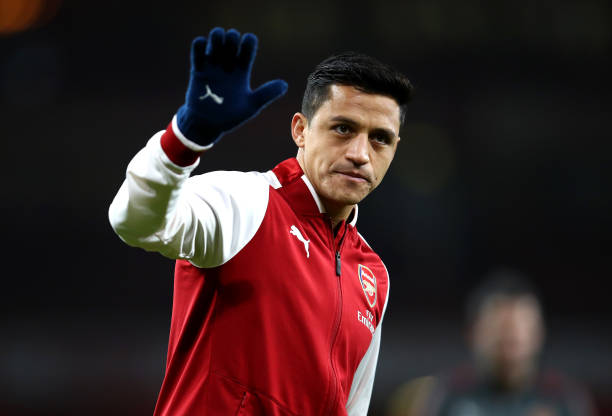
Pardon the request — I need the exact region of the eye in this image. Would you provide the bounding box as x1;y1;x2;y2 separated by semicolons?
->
371;133;392;145
333;124;351;135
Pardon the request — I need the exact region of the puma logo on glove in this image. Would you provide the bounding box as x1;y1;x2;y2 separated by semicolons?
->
199;85;224;104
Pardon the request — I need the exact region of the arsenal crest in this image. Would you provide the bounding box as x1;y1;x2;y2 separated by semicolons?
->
358;264;377;308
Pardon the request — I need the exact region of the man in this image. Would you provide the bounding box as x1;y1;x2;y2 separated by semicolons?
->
394;269;597;416
109;27;412;415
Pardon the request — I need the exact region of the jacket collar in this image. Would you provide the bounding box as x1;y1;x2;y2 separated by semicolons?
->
270;158;358;227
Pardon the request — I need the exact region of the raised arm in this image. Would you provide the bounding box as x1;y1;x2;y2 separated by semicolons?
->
108;28;287;267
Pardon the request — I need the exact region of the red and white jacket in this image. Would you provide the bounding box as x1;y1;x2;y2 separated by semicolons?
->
108;119;390;415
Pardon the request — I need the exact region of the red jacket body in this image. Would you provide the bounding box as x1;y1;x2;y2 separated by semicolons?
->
109;125;390;415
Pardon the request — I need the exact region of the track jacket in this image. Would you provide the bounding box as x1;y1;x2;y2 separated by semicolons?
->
108;122;390;415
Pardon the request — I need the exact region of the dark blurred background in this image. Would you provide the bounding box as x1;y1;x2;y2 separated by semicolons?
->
1;0;610;414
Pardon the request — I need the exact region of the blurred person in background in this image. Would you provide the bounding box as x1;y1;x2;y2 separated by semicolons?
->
386;268;597;416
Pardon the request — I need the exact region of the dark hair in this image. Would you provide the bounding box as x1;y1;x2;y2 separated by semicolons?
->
465;267;543;327
301;51;413;125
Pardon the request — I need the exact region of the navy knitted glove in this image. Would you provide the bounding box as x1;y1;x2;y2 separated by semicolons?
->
176;27;288;147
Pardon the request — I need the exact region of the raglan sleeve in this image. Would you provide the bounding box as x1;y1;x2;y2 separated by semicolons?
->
345;269;390;416
108;131;270;268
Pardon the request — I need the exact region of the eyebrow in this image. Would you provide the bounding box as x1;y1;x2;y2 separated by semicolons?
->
329;116;397;139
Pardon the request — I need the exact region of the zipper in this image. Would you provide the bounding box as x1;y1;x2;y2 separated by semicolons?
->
334;222;348;277
326;222;348;415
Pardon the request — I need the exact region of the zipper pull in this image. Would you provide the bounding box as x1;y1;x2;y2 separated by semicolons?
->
335;251;341;276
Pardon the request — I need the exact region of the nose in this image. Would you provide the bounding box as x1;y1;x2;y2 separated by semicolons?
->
345;133;370;166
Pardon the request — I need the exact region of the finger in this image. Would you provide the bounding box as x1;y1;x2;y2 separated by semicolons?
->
251;79;288;109
237;33;258;70
221;29;241;71
190;36;207;72
224;29;240;59
206;27;225;59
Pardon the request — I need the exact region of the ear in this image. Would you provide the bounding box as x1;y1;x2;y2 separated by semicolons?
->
291;112;308;148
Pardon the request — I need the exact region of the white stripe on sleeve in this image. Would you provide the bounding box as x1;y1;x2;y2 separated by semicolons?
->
108;133;271;268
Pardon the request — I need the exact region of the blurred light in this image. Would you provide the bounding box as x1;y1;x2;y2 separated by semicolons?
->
0;0;62;35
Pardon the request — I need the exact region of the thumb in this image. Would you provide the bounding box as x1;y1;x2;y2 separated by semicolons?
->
251;79;288;109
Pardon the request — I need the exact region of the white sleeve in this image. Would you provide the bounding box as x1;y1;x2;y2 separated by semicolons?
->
108;132;271;268
345;276;390;416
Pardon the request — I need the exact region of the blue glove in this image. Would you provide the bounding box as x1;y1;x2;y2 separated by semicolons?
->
176;27;288;147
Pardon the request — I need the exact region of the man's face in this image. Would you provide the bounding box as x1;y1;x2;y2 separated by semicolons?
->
471;295;544;383
292;85;401;215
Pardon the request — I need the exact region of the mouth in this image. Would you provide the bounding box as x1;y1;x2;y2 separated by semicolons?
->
335;171;371;184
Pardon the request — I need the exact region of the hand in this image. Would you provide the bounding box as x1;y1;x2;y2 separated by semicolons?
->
176;27;288;147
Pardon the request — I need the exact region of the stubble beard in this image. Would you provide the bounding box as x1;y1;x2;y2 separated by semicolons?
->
321;175;372;207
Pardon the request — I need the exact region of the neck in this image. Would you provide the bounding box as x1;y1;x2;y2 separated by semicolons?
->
326;202;354;230
295;152;355;229
483;359;537;392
